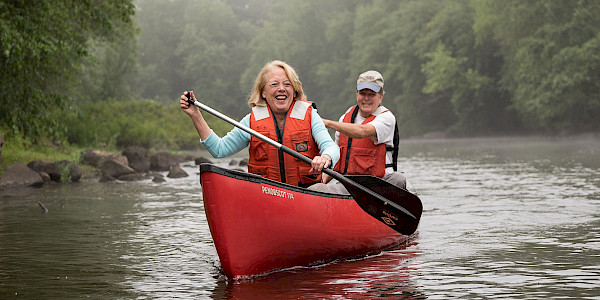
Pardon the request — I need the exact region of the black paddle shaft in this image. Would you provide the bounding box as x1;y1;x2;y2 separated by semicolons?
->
185;95;422;235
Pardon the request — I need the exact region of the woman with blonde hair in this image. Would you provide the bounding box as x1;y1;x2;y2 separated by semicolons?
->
180;60;339;187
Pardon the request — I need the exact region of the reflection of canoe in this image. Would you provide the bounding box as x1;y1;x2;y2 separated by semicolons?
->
199;164;416;279
217;249;422;298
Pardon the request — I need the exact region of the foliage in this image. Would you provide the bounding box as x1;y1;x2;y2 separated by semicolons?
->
2;0;599;157
0;0;136;138
71;20;139;102
417;0;517;135
133;0;267;119
473;0;600;132
0;133;86;176
132;0;192;103
62;99;232;150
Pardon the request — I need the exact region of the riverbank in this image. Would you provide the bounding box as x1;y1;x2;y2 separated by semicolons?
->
0;143;235;189
2;133;598;188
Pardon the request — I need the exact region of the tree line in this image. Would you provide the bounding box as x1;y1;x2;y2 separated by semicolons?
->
1;0;598;148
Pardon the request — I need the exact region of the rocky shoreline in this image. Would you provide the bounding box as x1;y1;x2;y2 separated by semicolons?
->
0;145;248;189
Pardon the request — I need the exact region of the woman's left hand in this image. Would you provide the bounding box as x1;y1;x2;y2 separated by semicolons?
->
310;155;331;172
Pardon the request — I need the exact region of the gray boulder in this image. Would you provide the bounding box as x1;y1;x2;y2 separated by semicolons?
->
194;157;212;165
0;163;44;188
100;159;135;179
99;173;117;182
122;146;150;173
39;172;52;182
150;152;181;172
81;149;128;168
27;160;82;182
167;165;189;178
152;174;166;183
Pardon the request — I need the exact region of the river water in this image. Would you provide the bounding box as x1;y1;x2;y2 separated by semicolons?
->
1;136;599;299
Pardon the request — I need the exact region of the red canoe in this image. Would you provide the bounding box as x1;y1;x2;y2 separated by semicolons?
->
199;164;417;279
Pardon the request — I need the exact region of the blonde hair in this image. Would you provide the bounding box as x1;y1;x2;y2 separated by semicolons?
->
247;60;307;107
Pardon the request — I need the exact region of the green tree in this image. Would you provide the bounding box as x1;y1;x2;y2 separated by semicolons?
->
312;4;359;118
0;0;136;138
134;0;266;118
178;0;255;118
474;0;600;132
133;0;189;103
418;0;515;135
73;21;139;102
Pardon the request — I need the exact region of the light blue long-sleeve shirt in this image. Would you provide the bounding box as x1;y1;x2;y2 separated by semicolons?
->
201;107;340;168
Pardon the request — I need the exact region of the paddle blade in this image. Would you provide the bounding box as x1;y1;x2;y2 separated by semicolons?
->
345;175;423;235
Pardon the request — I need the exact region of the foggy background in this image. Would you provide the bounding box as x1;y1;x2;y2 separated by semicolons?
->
2;0;599;143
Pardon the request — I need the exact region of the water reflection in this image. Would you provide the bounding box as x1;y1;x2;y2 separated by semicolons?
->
212;246;425;299
0;183;144;299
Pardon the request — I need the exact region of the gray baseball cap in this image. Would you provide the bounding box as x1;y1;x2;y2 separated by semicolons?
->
357;70;384;92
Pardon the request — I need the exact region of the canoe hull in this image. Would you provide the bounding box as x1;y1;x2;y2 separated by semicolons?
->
199;164;414;279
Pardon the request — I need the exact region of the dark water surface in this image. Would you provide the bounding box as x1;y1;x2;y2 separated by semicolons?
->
1;136;599;299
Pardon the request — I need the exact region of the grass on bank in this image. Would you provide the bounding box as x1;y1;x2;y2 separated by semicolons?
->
1;99;232;177
0;135;100;177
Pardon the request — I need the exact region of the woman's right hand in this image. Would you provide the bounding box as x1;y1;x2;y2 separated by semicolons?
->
180;91;198;116
180;90;213;140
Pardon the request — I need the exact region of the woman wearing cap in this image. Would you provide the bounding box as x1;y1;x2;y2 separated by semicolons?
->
179;60;339;188
312;70;406;194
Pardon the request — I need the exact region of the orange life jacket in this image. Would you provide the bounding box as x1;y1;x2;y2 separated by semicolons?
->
247;100;322;187
333;105;397;178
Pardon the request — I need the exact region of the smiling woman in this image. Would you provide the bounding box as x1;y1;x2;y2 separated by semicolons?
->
179;60;340;188
260;67;295;129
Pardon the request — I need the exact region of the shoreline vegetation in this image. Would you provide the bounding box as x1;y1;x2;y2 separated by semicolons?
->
0;99;234;179
1;130;598;189
0;141;230;189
